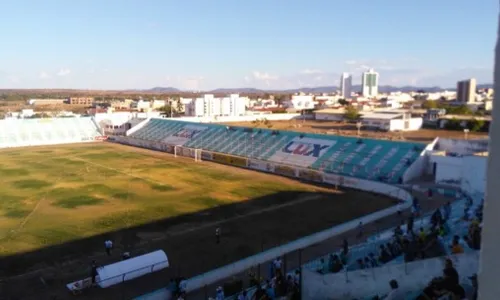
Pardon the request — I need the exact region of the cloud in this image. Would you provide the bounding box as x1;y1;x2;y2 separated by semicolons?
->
39;71;50;79
8;75;20;83
301;69;323;75
344;60;358;65
252;71;278;81
57;68;71;76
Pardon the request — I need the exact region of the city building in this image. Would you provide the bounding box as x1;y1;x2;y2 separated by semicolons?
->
456;78;477;103
340;73;352;99
69;97;94;105
283;94;315;111
361;68;379;97
27;99;65;106
183;94;246;117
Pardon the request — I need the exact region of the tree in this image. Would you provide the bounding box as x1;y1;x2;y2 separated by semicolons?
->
158;104;176;117
421;100;438;109
343;105;360;122
338;99;348;106
175;98;184;113
469;119;485;132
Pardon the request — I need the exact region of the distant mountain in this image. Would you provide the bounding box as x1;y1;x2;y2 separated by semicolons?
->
140;83;493;94
147;87;181;93
208;88;264;94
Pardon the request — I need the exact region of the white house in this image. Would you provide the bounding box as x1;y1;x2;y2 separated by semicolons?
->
284;95;315;110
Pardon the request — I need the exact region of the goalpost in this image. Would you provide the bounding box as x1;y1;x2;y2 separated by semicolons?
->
174;145;202;162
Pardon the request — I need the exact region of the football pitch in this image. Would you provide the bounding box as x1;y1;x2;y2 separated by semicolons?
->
0;142;323;256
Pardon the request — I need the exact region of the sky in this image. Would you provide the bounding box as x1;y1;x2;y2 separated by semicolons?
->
0;0;498;90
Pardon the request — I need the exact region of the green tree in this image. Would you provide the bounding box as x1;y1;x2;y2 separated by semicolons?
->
343;105;360;121
468;119;485;132
338;99;348;106
158;104;176;117
421;100;438;109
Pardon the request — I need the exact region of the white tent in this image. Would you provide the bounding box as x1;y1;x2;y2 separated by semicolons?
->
97;250;169;288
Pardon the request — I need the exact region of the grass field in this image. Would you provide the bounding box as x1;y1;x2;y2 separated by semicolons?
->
0;142;322;256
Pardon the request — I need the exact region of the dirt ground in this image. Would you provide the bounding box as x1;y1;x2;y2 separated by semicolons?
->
221;120;488;143
0;146;396;300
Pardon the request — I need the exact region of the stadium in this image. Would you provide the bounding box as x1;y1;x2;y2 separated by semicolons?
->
0;115;485;300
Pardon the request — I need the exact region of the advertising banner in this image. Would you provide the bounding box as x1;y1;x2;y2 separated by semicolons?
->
181;147;193;157
212;153;229;164
166;145;174;154
298;169;323;182
95;136;108;141
268;137;337;167
248;159;274;172
274;164;297;177
323;173;358;188
227;156;248;168
81;137;93;142
201;151;213;161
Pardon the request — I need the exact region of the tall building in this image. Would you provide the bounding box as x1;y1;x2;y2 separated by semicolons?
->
183;94;246;117
340;73;352;99
361;68;379;97
456;78;477;103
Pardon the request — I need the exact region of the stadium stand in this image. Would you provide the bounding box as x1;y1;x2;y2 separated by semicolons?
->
128;119;423;184
0;117;103;148
217;189;482;299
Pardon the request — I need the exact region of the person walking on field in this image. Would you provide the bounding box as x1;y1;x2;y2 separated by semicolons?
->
104;239;113;256
215;227;221;244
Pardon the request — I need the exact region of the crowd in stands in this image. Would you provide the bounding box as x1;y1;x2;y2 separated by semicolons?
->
202;189;483;300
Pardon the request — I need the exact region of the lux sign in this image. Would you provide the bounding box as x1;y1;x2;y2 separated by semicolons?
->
282;142;329;158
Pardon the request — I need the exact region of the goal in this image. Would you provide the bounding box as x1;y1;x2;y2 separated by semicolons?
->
174;145;202;162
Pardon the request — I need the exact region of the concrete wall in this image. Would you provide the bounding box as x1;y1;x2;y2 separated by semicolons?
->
461;155;487;196
302;251;479;299
436;138;489;155
389;118;423;131
430;155;463;185
402;138;438;182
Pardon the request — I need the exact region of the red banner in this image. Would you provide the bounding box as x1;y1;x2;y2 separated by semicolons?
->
94;136;108;141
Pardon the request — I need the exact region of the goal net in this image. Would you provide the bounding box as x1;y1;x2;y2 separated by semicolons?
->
174;145;202;162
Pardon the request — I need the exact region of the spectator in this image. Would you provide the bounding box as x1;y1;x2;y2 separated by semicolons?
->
418;228;427;243
356;258;365;270
394;224;403;237
264;279;275;299
450;236;464;254
379;245;391;263
443;259;459;286
368;252;379;267
407;214;414;233
329;254;343;273
343;238;349;255
254;285;266;300
237;290;248;300
215;227;221;244
469;274;478;300
273;257;283;274
431;208;443;228
385;279;405;300
443;201;452;220
179;277;187;294
364;257;372;268
357;221;364;239
104;239;113;256
317;258;328;274
90;260;98;286
215;286;224;300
